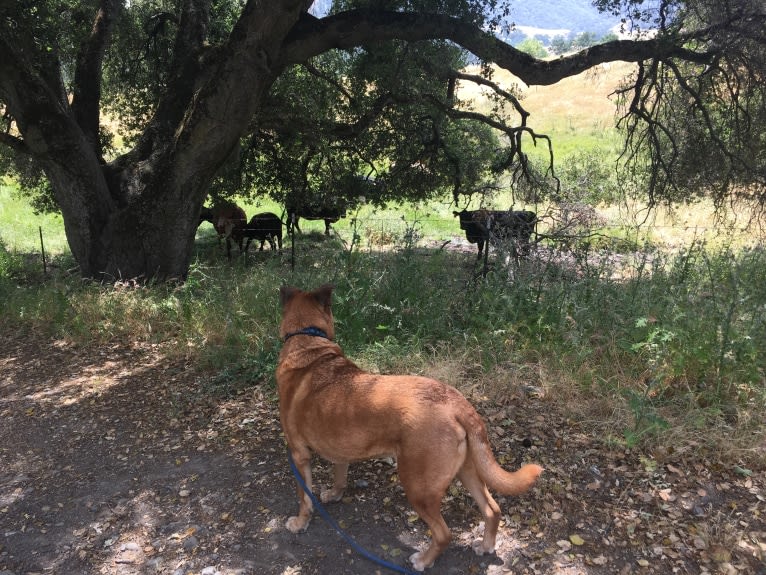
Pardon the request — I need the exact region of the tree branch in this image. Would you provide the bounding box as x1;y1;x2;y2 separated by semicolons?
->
452;70;529;122
0;131;27;154
303;61;355;103
282;9;718;86
71;0;122;160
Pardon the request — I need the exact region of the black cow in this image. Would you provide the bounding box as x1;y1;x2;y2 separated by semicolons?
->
237;212;283;252
286;204;346;236
453;208;537;259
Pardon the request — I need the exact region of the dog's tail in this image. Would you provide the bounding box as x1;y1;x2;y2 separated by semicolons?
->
460;411;543;496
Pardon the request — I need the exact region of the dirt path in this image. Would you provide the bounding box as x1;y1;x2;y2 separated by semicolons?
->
1;331;764;575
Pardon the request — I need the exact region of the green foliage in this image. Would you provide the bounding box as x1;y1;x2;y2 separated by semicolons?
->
549;31;620;55
556;150;621;204
101;0;243;149
213;34;505;207
517;38;548;59
632;244;766;401
609;2;766;208
549;35;570;55
622;384;670;448
0;238;22;279
572;31;599;49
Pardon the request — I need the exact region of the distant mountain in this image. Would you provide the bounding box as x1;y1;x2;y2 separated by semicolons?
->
506;0;620;41
308;1;621;43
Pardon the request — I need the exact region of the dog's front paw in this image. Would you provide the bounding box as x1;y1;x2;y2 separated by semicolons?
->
409;551;431;572
320;487;345;503
285;515;310;533
471;539;496;556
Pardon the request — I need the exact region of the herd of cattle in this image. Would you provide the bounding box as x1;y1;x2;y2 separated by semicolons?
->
198;202;537;260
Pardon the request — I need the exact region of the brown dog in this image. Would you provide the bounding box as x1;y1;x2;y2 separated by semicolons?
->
276;285;543;571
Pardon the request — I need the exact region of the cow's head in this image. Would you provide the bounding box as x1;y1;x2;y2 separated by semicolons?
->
452;209;473;230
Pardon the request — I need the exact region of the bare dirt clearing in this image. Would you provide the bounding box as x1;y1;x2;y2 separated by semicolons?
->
1;331;764;575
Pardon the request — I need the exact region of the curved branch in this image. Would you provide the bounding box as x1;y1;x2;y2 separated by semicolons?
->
452;70;529;122
282;9;717;86
302;61;355;103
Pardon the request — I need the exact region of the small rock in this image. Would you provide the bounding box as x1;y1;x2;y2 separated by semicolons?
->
182;536;199;551
120;541;141;552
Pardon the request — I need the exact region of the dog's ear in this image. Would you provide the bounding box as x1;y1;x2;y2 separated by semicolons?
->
312;284;334;311
280;285;301;307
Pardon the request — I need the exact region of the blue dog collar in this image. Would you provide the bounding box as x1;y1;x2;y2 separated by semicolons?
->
283;326;330;342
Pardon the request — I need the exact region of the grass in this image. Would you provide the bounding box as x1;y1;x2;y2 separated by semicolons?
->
2;201;765;467
0;182;69;255
459;61;631;164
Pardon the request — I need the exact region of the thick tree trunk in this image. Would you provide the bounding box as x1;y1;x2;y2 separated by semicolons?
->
92;178;204;282
26;104;209;281
1;1;314;281
55;139;231;281
44;155;205;281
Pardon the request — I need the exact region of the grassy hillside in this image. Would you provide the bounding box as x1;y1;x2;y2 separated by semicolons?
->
459;60;634;160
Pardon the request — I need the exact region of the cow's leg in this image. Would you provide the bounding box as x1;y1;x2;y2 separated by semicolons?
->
324;219;331;235
477;239;485;259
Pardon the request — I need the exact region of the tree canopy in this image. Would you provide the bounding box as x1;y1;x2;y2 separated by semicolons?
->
1;0;765;280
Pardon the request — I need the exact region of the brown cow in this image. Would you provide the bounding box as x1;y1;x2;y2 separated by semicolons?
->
199;203;247;259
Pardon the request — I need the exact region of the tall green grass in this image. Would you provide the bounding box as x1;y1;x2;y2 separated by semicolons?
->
0;183;69;254
3;218;764;465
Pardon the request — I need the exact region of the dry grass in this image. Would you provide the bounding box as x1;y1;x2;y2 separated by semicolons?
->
599;200;763;250
458;61;635;135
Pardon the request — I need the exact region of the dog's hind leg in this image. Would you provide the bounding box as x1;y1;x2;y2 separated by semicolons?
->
286;447;314;533
398;443;464;571
321;462;349;503
402;481;452;571
458;457;502;555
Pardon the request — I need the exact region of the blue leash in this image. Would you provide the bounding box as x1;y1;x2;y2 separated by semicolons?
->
287;452;421;574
